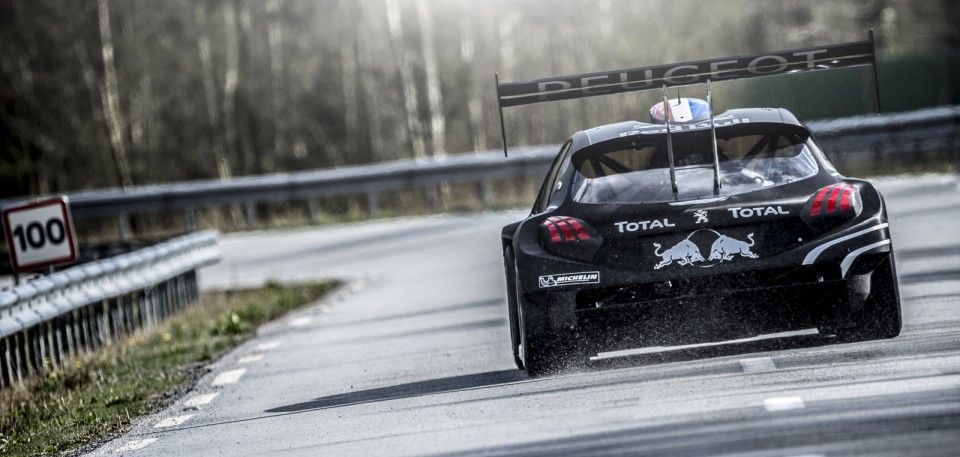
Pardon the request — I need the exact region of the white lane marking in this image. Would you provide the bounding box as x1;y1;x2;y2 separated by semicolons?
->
212;368;247;386
256;341;280;351
113;438;158;453
764;396;805;412
154;414;194;428
798;373;960;403
593;329;819;360
183;392;220;407
289;316;312;327
237;354;264;365
740;356;777;373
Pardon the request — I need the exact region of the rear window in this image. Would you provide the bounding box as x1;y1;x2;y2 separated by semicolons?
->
571;124;818;204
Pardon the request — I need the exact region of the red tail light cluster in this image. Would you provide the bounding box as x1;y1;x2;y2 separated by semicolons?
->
538;216;602;261
802;183;862;231
541;216;592;243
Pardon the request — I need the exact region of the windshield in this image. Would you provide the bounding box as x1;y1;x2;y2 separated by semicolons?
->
571;124;819;204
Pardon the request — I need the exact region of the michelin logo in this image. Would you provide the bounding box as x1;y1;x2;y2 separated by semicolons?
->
539;271;600;288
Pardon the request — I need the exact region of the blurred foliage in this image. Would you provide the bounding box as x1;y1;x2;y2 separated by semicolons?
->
1;0;958;199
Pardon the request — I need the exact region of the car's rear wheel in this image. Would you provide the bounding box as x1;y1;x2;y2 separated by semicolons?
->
839;252;902;341
503;247;523;370
506;246;585;377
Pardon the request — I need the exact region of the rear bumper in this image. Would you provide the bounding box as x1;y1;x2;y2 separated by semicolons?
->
520;251;892;352
576;276;847;350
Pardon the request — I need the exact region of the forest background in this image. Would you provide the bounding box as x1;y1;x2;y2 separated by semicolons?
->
2;0;958;200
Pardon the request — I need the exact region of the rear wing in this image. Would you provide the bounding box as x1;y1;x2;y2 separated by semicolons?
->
494;31;882;158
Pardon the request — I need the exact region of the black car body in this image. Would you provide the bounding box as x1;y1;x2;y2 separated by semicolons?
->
495;34;900;375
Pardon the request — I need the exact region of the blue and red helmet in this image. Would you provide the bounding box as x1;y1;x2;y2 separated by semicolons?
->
649;98;711;124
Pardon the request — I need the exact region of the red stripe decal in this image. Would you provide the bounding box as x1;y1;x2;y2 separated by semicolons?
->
555;219;575;241
840;186;853;210
826;185;844;213
561;217;590;241
811;186;832;216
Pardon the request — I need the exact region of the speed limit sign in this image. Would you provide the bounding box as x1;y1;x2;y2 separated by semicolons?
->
2;197;78;272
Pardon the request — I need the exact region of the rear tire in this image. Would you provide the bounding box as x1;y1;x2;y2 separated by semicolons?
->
503;247;523;370
840;252;902;341
506;246;584;377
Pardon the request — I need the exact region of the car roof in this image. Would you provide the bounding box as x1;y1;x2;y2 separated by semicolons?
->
569;107;804;152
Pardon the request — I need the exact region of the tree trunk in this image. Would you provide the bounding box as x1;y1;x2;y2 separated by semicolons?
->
222;1;240;177
97;0;133;188
196;3;230;180
357;4;388;161
459;12;486;153
74;42;113;188
339;0;359;163
386;0;426;160
416;0;445;158
266;0;285;169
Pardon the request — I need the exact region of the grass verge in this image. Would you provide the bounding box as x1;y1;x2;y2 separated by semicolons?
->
0;280;338;456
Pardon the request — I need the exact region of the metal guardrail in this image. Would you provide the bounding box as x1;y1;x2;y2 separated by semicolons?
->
1;106;958;234
808;105;960;155
0;230;221;388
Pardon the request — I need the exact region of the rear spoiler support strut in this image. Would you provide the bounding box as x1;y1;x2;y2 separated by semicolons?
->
495;73;509;157
660;84;679;198
707;79;722;195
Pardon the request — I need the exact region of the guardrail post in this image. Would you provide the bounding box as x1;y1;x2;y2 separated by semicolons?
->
2;337;13;388
480;179;494;207
245;201;257;229
99;299;111;346
185;206;196;232
66;311;77;358
25;328;36;376
12;333;24;384
308;198;320;225
124;293;135;336
425;187;437;212
81;304;94;352
53;318;66;368
46;321;61;372
110;297;122;341
118;212;133;241
367;193;378;219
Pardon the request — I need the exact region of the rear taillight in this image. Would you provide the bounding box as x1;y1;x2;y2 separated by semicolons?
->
539;216;603;260
801;183;862;231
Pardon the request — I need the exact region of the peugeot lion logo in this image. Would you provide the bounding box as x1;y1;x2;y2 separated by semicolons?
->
653;230;758;269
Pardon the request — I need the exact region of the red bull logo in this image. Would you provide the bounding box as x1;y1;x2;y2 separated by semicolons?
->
653;229;759;269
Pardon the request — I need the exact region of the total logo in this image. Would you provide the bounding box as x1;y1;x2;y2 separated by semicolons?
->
614;218;675;233
727;205;789;219
652;229;758;270
538;271;600;288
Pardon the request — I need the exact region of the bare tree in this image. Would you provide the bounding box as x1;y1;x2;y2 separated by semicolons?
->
97;0;132;187
386;0;427;160
196;2;231;179
458;10;486;153
416;0;446;157
222;1;241;176
266;0;286;169
340;0;360;163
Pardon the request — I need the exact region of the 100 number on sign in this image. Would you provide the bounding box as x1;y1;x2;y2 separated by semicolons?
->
2;197;77;272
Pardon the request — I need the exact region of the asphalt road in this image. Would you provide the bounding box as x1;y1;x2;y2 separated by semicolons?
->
90;175;960;456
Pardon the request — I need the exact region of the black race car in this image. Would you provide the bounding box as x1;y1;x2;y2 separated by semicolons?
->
495;33;900;376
